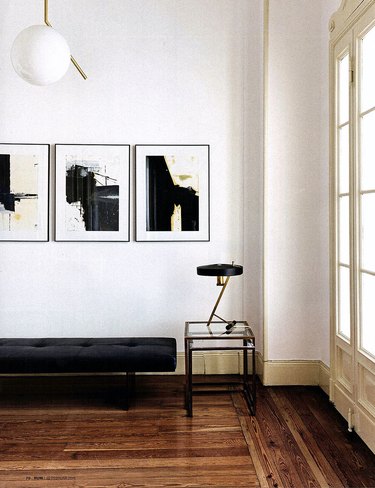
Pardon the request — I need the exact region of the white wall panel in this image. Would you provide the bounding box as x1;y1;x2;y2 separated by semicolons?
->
265;0;340;364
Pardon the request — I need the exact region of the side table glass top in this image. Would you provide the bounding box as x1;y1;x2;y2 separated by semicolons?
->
185;321;254;339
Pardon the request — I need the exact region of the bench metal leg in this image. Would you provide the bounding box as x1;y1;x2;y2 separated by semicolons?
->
123;372;136;410
123;373;130;410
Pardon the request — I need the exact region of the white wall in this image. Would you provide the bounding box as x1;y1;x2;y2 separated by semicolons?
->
265;0;340;365
243;1;264;355
0;0;263;351
0;0;342;369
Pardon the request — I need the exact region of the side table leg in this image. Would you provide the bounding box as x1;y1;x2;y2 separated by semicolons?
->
185;338;193;416
184;337;188;409
252;341;256;414
243;340;248;391
187;343;193;416
242;341;256;416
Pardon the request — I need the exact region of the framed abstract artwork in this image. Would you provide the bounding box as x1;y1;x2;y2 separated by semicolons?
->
135;145;210;242
0;143;49;241
55;144;130;241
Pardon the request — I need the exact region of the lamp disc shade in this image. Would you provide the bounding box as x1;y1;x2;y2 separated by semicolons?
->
197;263;243;276
11;25;71;86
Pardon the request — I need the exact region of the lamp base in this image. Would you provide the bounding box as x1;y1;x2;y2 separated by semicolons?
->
209;314;237;334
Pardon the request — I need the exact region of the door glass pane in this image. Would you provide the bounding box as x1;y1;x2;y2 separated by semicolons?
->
361;24;375;113
339;54;350;125
339;265;351;339
361;193;375;271
361;110;375;191
361;272;375;357
339;124;349;193
339;196;350;265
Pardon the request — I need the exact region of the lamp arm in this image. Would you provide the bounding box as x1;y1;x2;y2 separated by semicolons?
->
44;0;50;25
70;55;88;80
206;276;230;327
44;0;87;80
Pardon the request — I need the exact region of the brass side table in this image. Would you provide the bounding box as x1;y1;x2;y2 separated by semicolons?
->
184;321;256;417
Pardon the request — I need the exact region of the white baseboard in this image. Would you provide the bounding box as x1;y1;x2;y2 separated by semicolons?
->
319;362;330;395
175;351;330;391
252;354;331;390
174;351;249;375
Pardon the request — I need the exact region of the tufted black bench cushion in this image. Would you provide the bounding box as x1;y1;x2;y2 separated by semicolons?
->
0;337;176;374
0;337;177;374
0;338;177;409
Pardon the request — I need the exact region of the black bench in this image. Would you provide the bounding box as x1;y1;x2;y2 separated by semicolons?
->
0;337;177;409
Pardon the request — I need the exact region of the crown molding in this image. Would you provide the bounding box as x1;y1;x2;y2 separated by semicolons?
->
330;0;375;39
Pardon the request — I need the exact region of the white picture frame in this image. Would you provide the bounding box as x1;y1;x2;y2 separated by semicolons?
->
135;144;210;242
55;144;130;242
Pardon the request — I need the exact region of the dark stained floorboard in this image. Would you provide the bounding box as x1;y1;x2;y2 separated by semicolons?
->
0;375;374;487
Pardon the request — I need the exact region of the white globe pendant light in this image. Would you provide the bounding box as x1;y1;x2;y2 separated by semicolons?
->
11;25;71;86
10;0;87;86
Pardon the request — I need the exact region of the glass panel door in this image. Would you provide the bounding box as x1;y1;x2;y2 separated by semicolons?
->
331;0;375;455
359;23;375;358
337;49;351;341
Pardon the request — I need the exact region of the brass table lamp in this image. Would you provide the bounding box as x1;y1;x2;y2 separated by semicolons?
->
197;262;243;328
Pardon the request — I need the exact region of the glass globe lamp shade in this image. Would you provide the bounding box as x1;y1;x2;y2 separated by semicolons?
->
11;25;71;86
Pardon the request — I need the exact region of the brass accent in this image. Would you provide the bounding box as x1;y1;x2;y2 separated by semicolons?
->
216;276;225;286
44;0;87;80
44;0;49;25
70;55;88;80
207;276;230;327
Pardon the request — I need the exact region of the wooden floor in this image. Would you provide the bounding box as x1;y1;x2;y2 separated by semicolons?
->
0;375;374;488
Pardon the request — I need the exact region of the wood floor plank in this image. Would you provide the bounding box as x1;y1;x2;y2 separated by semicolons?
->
230;392;273;488
0;455;254;471
0;464;260;487
0;476;259;488
0;465;260;486
64;433;247;451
